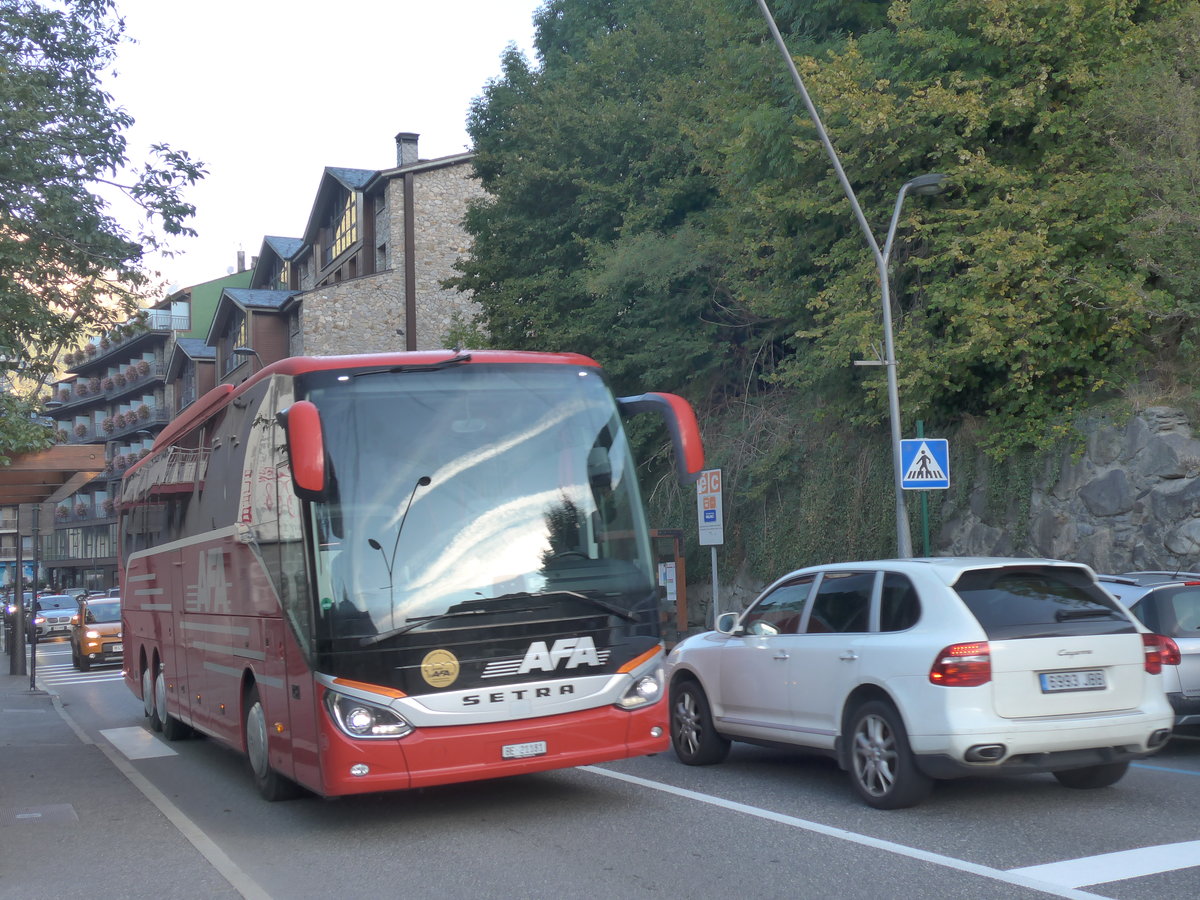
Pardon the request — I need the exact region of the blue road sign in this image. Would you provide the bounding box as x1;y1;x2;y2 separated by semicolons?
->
900;439;950;490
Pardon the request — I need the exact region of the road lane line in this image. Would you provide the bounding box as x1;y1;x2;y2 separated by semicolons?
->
581;766;1106;899
1132;762;1200;776
1008;842;1200;888
46;690;272;900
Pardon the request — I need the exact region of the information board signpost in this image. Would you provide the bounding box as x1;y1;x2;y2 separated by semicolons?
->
696;469;724;619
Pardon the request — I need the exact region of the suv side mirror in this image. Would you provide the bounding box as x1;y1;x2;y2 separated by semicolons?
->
715;612;740;634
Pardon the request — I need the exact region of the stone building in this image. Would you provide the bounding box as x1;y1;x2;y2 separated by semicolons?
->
214;132;485;379
35;130;487;589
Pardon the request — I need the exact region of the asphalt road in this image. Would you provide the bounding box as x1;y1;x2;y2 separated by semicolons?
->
34;641;1200;900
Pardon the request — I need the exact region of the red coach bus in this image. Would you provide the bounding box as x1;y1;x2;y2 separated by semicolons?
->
120;350;703;799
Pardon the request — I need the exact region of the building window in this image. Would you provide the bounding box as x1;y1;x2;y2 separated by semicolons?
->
179;361;197;410
322;188;358;267
222;311;248;375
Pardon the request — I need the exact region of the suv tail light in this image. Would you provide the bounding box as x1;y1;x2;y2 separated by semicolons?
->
1144;633;1180;672
930;642;991;686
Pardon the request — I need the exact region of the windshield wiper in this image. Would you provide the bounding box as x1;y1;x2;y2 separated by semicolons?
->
361;604;543;646
1055;607;1119;621
490;589;640;623
360;589;642;646
351;353;472;379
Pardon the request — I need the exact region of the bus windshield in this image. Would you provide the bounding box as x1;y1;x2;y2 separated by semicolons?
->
299;362;657;669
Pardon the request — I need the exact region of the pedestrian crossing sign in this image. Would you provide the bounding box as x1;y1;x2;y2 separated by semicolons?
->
900;439;950;490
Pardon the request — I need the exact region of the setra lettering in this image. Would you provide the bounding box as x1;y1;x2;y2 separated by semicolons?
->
461;684;577;706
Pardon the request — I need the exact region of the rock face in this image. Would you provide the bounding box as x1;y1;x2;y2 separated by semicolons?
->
940;407;1200;573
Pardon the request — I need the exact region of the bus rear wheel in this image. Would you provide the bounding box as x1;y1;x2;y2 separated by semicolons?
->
155;667;192;741
142;665;162;732
244;685;302;801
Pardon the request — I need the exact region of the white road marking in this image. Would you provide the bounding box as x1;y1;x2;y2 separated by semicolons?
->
100;726;178;759
583;766;1108;900
50;698;270;900
1008;841;1200;888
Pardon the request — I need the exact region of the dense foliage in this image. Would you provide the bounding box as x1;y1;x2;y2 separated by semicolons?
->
455;0;1196;566
0;0;203;459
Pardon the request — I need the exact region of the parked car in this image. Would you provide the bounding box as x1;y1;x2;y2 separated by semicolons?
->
69;596;123;670
1100;573;1199;729
667;558;1175;809
30;594;78;640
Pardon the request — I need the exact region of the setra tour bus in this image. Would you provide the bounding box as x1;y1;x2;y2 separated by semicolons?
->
119;350;703;799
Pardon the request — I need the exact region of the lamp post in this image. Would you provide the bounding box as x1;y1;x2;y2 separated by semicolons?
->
878;173;947;558
755;0;948;558
232;346;264;371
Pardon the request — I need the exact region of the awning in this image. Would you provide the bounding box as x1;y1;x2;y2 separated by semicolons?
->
0;445;105;506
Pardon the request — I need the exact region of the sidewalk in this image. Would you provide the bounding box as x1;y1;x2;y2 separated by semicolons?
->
0;658;243;898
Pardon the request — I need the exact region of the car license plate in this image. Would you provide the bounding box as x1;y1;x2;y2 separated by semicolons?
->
502;740;547;760
111;643;123;653
1040;669;1106;693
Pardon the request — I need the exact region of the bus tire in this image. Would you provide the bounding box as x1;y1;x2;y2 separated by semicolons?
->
155;666;192;741
143;664;163;732
245;685;302;801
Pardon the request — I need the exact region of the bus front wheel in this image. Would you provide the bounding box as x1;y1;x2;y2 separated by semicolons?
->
244;685;302;801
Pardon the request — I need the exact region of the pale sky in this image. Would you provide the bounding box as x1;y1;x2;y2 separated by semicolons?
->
107;0;544;293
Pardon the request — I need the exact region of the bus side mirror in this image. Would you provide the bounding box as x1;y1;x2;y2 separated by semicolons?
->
278;400;328;501
616;392;705;486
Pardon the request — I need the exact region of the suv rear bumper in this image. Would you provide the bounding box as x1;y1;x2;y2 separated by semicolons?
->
916;742;1165;779
1168;692;1200;727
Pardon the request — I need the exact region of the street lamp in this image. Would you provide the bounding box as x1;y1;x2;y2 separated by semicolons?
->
755;0;949;558
232;346;264;370
877;173;947;559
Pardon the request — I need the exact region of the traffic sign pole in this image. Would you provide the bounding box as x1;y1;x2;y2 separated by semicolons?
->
696;469;724;622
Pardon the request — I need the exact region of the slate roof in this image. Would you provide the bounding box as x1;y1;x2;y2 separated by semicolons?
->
222;288;299;311
262;236;304;260
174;338;215;361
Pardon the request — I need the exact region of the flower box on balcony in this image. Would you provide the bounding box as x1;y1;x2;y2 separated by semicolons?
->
73;423;87;437
137;404;151;420
74;504;87;517
137;360;150;376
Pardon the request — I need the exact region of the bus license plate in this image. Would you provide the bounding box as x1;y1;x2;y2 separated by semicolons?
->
1040;670;1105;693
502;740;547;760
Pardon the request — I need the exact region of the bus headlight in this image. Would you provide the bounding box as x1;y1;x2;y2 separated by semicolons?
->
616;667;663;709
324;692;413;739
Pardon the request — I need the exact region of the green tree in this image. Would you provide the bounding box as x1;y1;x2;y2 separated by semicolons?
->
454;0;771;406
707;0;1177;453
0;0;204;457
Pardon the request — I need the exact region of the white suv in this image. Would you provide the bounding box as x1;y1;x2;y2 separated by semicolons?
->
667;558;1175;808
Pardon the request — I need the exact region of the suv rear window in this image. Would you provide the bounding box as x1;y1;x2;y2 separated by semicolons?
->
952;566;1135;640
1140;585;1200;638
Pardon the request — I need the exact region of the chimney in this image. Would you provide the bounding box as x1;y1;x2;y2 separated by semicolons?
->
237;250;246;272
395;132;420;167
